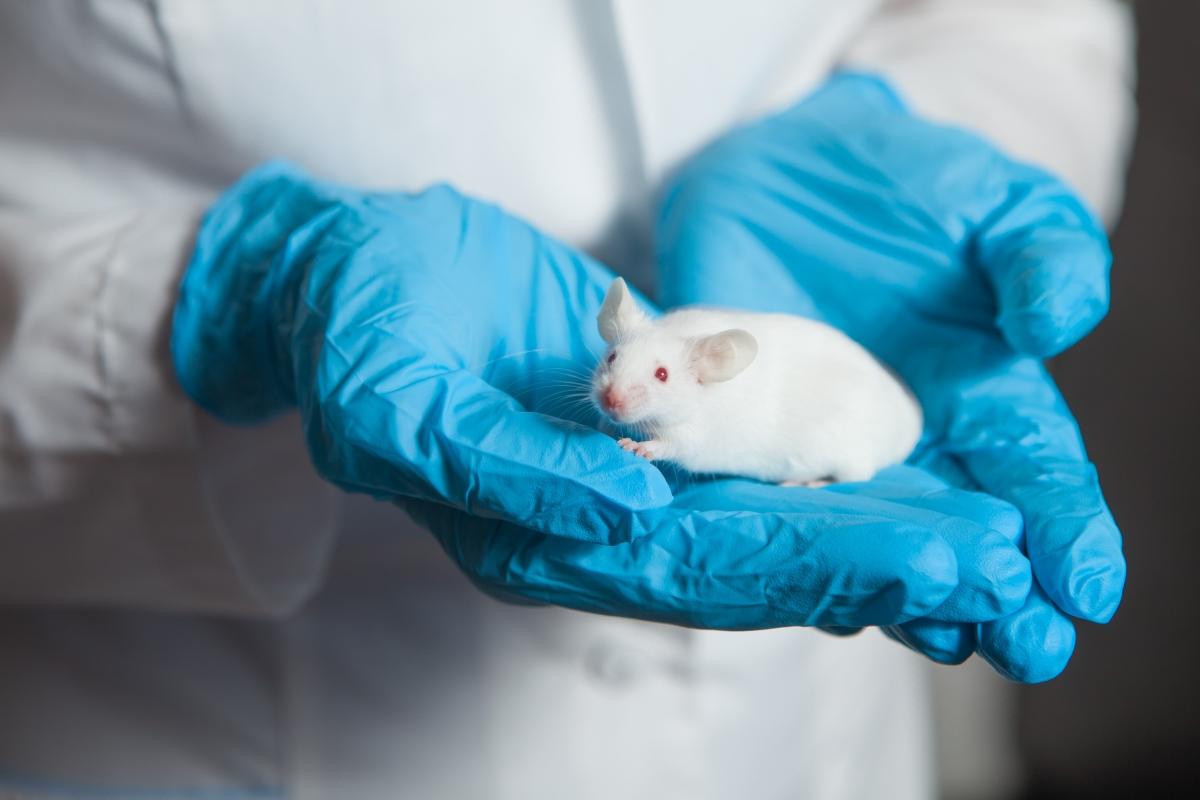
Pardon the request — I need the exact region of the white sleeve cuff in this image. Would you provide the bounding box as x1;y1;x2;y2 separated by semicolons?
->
0;208;340;616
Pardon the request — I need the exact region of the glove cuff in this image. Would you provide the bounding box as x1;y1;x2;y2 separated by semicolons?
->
171;160;350;423
826;69;912;115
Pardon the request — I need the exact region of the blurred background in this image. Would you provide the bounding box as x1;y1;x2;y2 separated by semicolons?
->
1023;1;1199;796
936;3;1199;798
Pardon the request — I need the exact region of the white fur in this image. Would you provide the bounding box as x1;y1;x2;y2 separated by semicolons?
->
593;279;922;485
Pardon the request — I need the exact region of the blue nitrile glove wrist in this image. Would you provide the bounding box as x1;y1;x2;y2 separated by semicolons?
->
172;160;1032;631
172;164;354;422
658;72;1125;678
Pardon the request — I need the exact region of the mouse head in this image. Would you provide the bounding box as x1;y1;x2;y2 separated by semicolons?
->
592;278;757;427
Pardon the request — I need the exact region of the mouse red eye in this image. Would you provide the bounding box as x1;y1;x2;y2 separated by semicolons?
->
655;367;669;382
607;351;617;365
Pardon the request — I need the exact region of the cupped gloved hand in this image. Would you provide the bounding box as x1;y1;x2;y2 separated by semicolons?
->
406;465;1030;629
172;160;1031;630
173;161;672;544
657;72;1126;680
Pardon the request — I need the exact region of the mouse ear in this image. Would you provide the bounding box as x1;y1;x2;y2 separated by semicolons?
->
597;277;649;344
691;329;758;383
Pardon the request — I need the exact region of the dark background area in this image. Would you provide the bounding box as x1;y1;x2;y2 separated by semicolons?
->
1020;2;1200;796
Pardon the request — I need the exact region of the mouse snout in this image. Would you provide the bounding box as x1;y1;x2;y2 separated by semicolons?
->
601;387;625;413
598;383;647;420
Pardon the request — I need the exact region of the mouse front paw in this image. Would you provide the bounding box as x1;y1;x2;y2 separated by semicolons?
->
617;437;667;461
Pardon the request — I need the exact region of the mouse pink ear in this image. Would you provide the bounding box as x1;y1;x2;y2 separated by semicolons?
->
597;278;649;344
691;329;758;383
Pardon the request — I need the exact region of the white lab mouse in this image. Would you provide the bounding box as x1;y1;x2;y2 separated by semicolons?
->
592;278;923;485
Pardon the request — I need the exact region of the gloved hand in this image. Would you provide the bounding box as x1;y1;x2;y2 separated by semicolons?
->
173;162;672;543
406;464;1030;629
172;161;1031;629
657;73;1126;680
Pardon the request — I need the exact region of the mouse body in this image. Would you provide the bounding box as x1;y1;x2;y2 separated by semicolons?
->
591;278;922;485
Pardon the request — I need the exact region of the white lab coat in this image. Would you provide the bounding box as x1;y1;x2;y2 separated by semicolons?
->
0;2;1133;798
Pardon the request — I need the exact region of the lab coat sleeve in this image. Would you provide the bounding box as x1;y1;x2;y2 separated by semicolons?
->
0;208;340;616
843;0;1136;224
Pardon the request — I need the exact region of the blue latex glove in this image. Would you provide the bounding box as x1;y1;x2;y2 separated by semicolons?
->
172;161;1031;629
657;73;1126;680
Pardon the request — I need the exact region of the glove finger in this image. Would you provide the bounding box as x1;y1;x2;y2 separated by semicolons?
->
976;583;1077;684
827;467;1030;622
952;369;1126;623
319;361;673;544
403;489;961;630
883;620;976;665
975;167;1111;358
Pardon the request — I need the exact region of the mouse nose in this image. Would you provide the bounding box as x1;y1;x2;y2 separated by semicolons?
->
602;387;624;412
